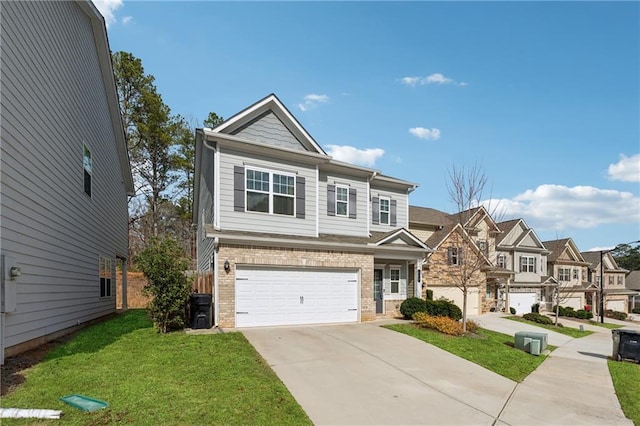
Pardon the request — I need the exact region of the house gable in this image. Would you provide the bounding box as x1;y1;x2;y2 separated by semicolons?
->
212;94;326;154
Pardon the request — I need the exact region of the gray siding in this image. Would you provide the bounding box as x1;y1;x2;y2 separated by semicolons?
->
1;2;129;349
197;147;216;271
232;111;307;151
218;148;317;236
370;186;409;233
318;171;368;237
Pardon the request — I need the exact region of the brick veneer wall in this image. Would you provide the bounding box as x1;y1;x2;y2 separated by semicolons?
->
216;244;375;328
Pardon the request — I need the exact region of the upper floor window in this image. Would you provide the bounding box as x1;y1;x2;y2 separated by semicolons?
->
99;256;112;297
608;276;614;285
246;168;295;216
390;268;400;293
478;240;487;254
519;256;536;273
596;276;601;286
83;144;92;197
448;247;462;266
559;267;571;281
617;276;623;285
379;197;390;225
336;185;349;217
497;254;506;268
573;268;579;280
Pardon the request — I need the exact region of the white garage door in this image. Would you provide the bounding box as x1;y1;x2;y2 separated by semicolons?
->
509;293;537;314
235;267;359;327
431;287;478;315
607;300;626;313
563;296;583;310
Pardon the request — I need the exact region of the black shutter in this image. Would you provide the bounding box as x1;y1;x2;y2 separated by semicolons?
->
233;166;245;212
390;199;397;226
348;188;357;219
372;197;379;225
327;184;336;216
296;177;305;219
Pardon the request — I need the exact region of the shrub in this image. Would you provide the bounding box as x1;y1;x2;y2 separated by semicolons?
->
425;289;434;301
136;237;193;333
632;307;640;314
575;309;593;320
425;299;462;321
465;319;480;333
400;297;427;320
510;307;516;315
522;312;554;325
413;312;463;335
605;310;628;321
564;310;577;318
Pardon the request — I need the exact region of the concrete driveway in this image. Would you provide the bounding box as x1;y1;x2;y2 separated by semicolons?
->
243;322;515;425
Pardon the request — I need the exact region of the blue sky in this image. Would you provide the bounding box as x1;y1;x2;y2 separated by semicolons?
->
97;0;639;252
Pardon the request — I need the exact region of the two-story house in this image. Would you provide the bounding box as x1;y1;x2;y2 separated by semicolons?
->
409;206;501;315
495;219;555;314
1;1;134;363
193;94;430;328
542;239;592;312
581;251;635;314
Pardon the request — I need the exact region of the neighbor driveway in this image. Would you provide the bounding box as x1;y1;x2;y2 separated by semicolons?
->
243;321;515;425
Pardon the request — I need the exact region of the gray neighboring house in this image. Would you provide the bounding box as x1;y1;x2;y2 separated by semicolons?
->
0;1;134;363
193;94;430;328
626;270;640;311
581;251;635;314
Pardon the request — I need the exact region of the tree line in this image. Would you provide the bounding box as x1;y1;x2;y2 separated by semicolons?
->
111;51;222;267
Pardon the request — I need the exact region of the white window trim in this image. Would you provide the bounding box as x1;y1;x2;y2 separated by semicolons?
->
379;196;390;225
386;265;406;300
245;167;296;216
497;254;506;268
559;267;571;282
335;184;349;217
520;255;536;273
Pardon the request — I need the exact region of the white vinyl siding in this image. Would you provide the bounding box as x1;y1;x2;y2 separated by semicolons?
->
218;148;317;237
1;1;129;349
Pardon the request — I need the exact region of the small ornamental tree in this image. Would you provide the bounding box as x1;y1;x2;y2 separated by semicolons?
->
136;237;192;333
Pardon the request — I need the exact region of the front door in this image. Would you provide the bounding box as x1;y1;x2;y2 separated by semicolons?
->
374;269;383;314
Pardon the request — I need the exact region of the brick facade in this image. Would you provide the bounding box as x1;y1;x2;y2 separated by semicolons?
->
216;244;375;328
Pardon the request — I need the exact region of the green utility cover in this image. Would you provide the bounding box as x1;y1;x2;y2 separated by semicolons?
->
60;394;108;412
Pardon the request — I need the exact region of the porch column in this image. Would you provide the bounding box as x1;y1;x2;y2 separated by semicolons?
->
121;257;128;310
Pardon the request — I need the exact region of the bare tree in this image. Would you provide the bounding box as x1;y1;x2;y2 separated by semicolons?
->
446;163;498;331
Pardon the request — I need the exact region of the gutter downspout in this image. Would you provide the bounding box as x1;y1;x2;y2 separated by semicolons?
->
212;237;219;327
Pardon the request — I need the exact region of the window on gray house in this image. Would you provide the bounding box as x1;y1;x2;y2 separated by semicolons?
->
497;254;506;268
83;144;92;197
559;267;570;281
100;256;112;297
379;197;390;225
618;276;623;285
519;256;536;273
573;268;579;280
336;186;348;216
390;268;400;293
609;276;614;285
245;168;295;216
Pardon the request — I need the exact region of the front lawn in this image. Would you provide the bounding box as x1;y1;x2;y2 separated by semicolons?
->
589;321;623;329
384;324;552;382
608;360;640;424
0;310;311;425
505;315;593;338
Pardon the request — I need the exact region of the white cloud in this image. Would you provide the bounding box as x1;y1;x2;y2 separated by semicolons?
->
409;127;441;141
93;0;124;27
483;184;640;232
400;73;467;87
608;154;640;182
325;145;384;167
298;93;329;111
122;16;133;25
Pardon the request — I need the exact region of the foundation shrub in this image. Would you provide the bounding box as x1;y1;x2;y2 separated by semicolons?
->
575;309;594;320
413;312;463;336
632;307;640;314
522;312;554;325
425;299;462;321
605;310;628;321
400;297;428;320
465;319;480;333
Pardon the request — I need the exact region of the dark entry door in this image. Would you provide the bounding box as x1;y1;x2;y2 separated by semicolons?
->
374;269;383;314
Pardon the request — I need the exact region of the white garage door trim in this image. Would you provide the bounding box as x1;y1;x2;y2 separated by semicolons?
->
509;292;537;314
235;266;359;327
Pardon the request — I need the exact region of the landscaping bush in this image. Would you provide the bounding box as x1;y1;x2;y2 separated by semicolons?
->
510;307;516;315
136;237;193;333
465;319;480;333
413;312;463;336
425;299;462;321
522;312;554;325
632;307;640;314
575;309;593;320
564;309;577;318
400;297;427;319
605;310;628;321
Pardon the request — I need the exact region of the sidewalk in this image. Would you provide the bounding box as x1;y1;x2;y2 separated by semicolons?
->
471;313;633;425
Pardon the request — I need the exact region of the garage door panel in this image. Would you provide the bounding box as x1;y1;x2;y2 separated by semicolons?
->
509;293;536;314
236;267;359;327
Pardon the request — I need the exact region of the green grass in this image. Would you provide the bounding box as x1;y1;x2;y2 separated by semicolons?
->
589;321;624;329
384;324;552;382
505;316;593;338
0;310;311;425
608;360;640;424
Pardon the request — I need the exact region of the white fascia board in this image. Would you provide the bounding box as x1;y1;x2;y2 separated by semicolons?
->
206;233;375;253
